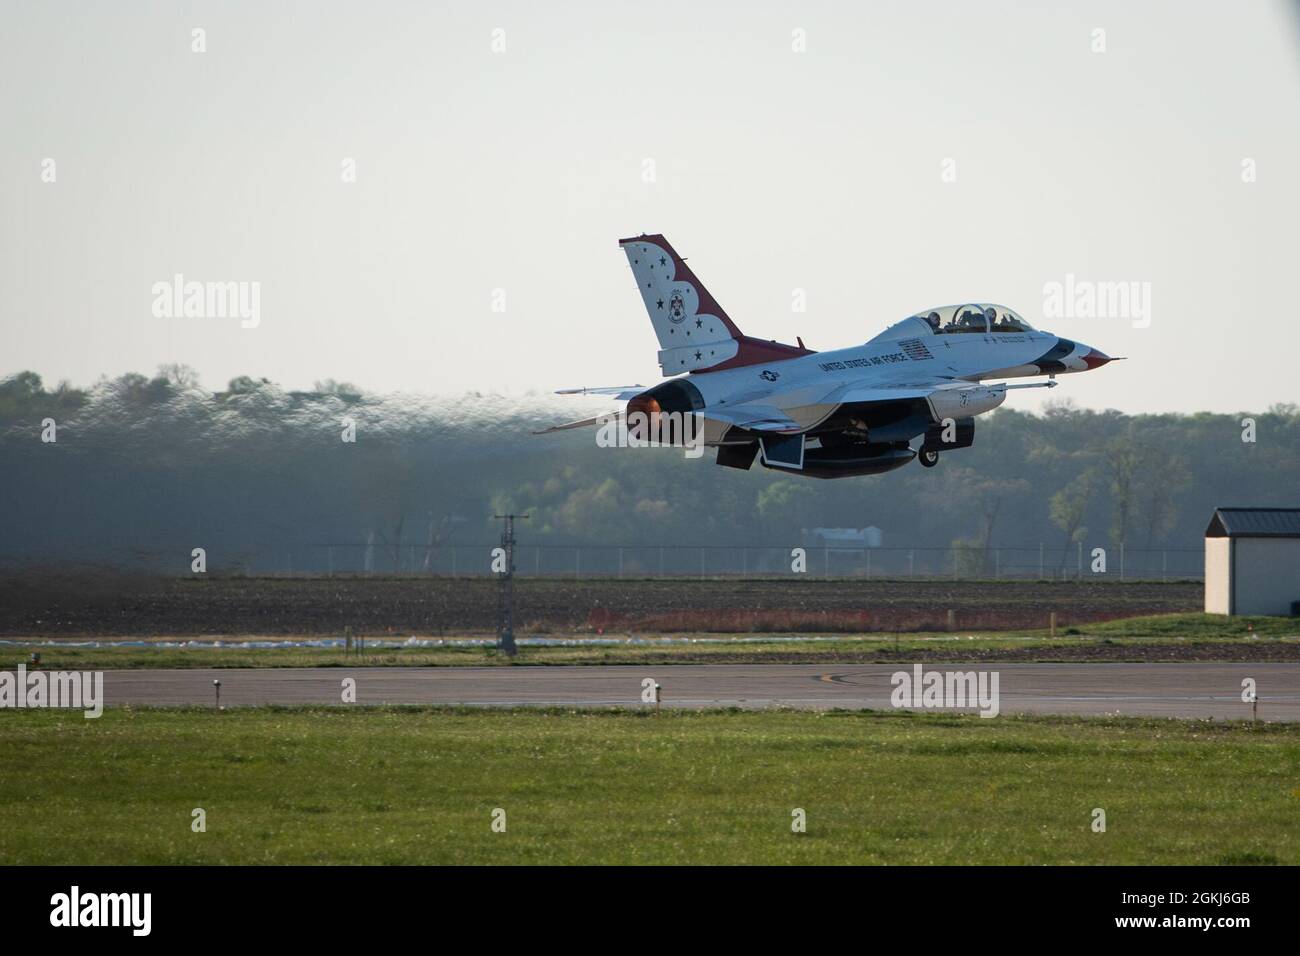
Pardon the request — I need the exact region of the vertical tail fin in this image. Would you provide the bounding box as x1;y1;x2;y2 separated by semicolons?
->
619;234;812;375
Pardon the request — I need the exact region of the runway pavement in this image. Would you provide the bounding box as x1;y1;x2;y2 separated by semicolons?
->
71;662;1300;720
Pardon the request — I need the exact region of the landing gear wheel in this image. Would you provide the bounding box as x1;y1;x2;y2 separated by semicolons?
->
918;449;939;468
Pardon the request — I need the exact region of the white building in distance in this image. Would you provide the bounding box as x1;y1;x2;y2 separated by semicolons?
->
803;527;884;549
1204;508;1300;616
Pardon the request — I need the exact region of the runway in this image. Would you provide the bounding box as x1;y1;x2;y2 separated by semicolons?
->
75;662;1300;720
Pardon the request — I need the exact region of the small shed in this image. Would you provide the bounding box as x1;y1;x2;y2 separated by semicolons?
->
1204;508;1300;616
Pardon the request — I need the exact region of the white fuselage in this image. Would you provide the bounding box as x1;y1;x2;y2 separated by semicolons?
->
679;326;1089;441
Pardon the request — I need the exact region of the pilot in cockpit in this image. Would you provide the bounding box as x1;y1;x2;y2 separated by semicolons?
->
924;311;941;331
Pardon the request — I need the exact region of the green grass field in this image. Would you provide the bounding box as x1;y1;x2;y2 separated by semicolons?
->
5;613;1297;670
1;706;1296;865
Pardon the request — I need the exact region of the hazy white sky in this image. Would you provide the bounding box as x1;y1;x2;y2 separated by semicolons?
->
2;0;1298;413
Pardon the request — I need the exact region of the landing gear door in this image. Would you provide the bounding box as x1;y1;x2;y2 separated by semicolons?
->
759;434;805;470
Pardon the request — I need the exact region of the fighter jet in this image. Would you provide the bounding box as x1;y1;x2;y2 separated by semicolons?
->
539;234;1118;478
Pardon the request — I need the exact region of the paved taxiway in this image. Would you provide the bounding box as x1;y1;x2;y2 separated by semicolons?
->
85;663;1300;720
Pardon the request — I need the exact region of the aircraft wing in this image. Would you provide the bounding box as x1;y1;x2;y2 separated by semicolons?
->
827;379;960;404
829;377;1016;423
699;383;959;439
535;403;801;436
830;378;1061;406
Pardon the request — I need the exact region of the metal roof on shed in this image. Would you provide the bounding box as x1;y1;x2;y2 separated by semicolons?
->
1205;508;1300;538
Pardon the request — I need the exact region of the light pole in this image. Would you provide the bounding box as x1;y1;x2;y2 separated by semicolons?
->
494;513;530;657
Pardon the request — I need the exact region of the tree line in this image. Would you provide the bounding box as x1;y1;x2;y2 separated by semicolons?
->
1;368;1296;574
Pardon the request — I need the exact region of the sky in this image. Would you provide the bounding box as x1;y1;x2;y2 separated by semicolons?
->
2;0;1298;414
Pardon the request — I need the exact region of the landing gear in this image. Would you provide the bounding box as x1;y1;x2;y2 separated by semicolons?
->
918;449;939;468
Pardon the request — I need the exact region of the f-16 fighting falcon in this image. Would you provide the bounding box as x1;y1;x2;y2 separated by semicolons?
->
539;234;1119;478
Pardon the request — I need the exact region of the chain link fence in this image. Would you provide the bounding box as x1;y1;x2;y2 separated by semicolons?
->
55;542;1199;580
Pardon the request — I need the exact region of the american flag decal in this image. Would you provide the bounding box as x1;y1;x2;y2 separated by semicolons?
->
900;338;933;360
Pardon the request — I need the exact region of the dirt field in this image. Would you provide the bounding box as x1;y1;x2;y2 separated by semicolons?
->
0;571;1201;637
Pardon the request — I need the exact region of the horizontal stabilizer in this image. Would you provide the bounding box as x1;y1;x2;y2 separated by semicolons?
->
555;385;644;399
531;412;620;435
700;403;803;434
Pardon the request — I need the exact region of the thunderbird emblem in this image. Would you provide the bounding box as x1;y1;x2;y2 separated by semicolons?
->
668;290;687;324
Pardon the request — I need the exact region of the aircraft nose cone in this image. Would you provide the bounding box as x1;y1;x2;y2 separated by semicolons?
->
1081;348;1112;370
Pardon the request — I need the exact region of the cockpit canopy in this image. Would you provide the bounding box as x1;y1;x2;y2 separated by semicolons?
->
912;303;1035;335
865;303;1039;346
